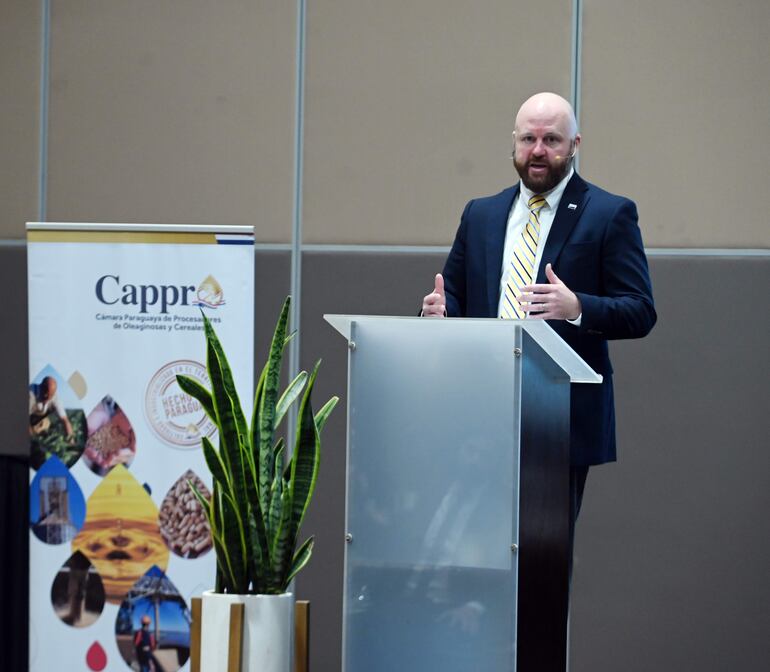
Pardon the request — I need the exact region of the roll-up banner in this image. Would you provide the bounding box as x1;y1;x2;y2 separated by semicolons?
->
26;223;254;672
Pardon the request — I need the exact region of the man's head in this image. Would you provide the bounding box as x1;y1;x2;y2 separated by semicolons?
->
512;92;580;194
141;615;151;628
39;376;57;401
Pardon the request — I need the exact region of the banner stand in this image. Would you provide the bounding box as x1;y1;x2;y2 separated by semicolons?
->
26;222;254;672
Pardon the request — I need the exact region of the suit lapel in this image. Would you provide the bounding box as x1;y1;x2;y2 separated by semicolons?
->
537;173;590;282
485;185;519;315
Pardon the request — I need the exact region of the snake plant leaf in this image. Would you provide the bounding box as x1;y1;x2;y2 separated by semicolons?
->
243;465;271;588
270;487;294;591
204;317;250;524
275;361;322;584
272;437;286;461
285;536;315;586
203;313;249;440
243;439;256;488
210;484;227;592
221;490;248;594
203;312;246;433
207;487;237;591
289;361;322;530
210;532;233;592
283;460;291;484
246;514;267;595
267;454;284;544
314;396;340;434
215;559;225;594
213;483;225;537
200;435;230;491
175;374;216;423
207;353;240;480
242;435;270;575
249;361;268;490
187;480;213;526
274;370;308;431
258;297;291;517
270;437;286;523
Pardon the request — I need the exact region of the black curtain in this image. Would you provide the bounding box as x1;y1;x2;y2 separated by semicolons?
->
0;455;29;671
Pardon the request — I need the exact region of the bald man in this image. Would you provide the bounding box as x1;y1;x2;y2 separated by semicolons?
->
422;92;656;544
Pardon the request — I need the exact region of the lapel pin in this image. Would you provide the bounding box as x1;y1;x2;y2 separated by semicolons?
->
567;203;577;210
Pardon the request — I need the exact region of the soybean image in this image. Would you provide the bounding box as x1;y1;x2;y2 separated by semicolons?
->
158;470;213;559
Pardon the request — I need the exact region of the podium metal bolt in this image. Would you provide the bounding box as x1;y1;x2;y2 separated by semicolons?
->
345;533;354;543
513;348;522;358
348;341;356;351
511;544;518;553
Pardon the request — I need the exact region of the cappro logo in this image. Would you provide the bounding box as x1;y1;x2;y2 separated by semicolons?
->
145;360;217;448
95;274;226;314
192;275;225;309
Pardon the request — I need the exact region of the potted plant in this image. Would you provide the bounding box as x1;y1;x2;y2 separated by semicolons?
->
177;296;338;672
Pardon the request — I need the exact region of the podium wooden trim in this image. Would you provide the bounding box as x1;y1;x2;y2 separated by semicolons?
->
189;597;310;672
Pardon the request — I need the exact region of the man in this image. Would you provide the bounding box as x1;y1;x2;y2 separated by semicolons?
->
133;614;156;672
422;92;656;540
29;376;74;439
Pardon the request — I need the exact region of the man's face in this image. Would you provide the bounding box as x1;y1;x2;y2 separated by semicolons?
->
41;379;55;401
512;112;579;193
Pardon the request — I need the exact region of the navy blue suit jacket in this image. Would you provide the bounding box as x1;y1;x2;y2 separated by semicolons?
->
441;173;656;466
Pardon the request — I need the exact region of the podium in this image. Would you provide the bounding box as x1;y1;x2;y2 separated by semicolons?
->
325;316;601;672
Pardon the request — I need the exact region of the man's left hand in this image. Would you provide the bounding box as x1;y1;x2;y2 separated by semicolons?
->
519;263;581;320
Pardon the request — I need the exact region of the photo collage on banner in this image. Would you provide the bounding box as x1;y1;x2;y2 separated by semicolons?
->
27;224;254;672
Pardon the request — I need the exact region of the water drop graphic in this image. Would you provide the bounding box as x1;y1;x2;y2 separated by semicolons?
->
159;470;212;558
115;566;191;671
51;550;105;627
30;455;86;544
29;365;86;470
83;395;136;476
72;465;168;603
86;641;107;670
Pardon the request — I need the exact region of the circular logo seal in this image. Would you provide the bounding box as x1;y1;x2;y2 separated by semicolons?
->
145;360;217;448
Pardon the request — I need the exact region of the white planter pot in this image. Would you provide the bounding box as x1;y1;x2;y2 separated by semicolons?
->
200;590;294;672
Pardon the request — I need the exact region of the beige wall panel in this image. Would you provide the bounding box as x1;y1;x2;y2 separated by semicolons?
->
303;0;573;245
46;1;296;242
0;0;41;238
581;0;770;248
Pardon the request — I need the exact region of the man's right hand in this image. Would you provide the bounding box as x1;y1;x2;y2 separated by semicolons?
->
422;273;447;317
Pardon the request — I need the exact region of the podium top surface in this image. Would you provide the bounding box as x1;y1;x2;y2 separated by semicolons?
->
324;314;602;384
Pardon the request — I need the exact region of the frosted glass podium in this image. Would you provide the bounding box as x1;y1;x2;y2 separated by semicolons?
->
325;316;601;672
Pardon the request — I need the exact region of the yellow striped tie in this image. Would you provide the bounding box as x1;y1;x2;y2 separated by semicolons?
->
500;194;546;319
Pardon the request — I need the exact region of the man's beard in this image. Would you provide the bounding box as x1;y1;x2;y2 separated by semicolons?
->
514;154;572;194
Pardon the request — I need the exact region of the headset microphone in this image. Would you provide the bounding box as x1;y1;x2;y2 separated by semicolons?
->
554;147;577;161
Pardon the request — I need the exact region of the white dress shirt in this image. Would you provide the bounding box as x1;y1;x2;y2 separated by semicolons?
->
497;168;581;324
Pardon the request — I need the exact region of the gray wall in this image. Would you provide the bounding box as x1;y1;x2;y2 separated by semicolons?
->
4;244;768;670
573;256;770;670
298;253;770;671
2;1;769;671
